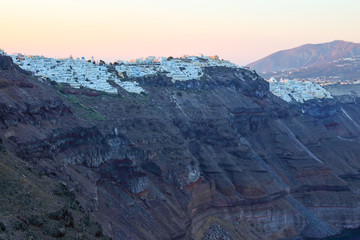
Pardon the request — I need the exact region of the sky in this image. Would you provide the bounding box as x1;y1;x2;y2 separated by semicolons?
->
1;0;360;65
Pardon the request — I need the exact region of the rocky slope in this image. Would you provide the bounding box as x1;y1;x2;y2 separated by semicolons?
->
247;40;360;73
1;54;360;239
0;150;113;240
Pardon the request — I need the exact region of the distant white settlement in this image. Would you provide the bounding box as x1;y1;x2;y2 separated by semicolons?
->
268;77;333;103
6;52;238;94
0;50;333;102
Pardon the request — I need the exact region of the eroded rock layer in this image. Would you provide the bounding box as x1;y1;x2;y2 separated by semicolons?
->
1;55;360;239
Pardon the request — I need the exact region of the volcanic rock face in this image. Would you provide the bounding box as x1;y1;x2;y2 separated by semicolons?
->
1;55;360;240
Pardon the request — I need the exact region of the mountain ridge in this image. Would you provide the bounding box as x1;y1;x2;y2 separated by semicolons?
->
247;40;360;73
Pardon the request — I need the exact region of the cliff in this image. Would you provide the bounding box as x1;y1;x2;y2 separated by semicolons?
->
1;55;360;240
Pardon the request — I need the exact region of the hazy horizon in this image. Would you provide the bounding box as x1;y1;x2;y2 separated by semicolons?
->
1;0;360;65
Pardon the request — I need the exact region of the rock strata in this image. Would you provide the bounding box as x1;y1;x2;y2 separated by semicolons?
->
1;55;360;239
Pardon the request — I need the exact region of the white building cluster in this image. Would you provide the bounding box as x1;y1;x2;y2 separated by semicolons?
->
9;53;240;94
10;55;145;94
115;64;158;79
2;49;335;102
114;55;239;82
268;77;333;103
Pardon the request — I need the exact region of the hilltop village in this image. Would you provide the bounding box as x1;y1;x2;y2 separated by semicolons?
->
268;77;333;102
8;53;237;94
0;49;333;103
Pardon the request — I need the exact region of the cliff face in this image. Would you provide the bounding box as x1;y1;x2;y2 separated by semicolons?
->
1;55;360;240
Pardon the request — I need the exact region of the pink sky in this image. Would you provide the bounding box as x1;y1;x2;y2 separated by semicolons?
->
1;0;360;65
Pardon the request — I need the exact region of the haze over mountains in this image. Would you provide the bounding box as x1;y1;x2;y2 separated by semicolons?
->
247;40;360;74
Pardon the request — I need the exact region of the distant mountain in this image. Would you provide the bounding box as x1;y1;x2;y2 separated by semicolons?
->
261;56;360;83
247;40;360;73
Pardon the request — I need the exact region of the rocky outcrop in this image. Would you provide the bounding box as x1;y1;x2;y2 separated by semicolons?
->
99;158;148;194
136;66;268;99
16;126;109;167
0;99;71;127
0;55;30;76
